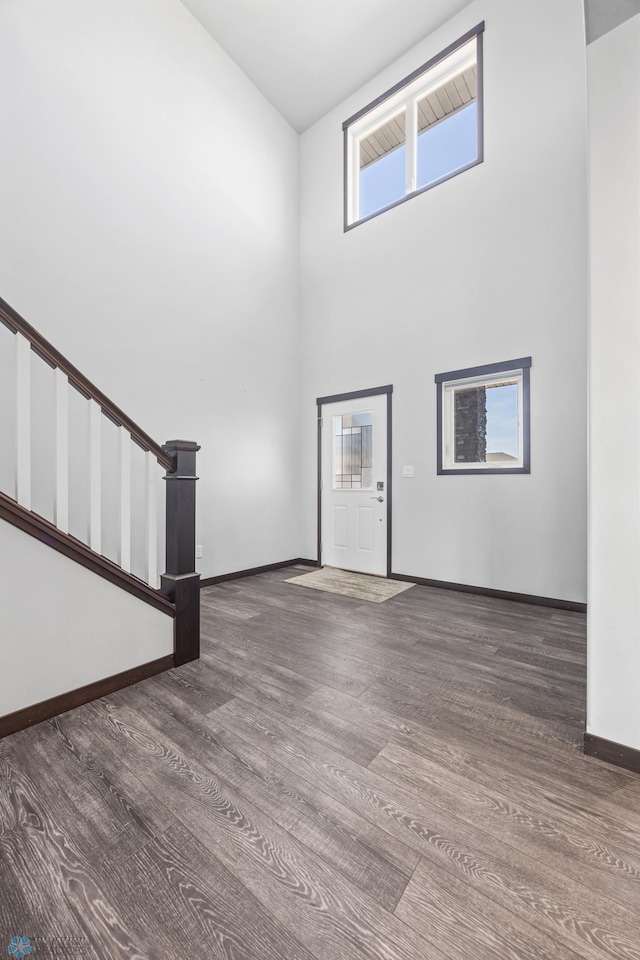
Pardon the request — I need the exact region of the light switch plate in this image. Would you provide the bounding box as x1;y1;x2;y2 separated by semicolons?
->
402;465;414;478
195;545;203;559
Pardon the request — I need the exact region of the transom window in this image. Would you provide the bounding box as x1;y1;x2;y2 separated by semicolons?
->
343;23;484;229
436;358;531;475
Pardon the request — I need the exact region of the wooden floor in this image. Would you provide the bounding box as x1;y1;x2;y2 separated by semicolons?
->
2;567;640;960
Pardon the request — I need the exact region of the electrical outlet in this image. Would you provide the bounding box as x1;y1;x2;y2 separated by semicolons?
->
195;545;203;559
402;465;414;478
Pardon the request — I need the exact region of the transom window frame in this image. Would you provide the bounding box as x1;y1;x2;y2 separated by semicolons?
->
436;357;532;475
343;21;485;231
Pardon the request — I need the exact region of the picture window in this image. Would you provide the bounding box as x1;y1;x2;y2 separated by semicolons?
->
436;358;531;474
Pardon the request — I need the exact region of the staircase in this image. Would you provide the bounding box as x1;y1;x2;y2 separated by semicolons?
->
0;295;200;736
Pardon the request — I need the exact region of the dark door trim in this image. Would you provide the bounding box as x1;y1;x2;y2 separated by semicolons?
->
316;385;393;577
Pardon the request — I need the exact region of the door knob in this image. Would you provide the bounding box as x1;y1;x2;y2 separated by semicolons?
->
370;496;384;502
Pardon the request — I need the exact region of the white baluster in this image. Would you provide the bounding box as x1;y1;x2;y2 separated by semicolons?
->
145;450;158;588
55;368;69;533
16;333;31;509
89;399;102;553
119;428;131;572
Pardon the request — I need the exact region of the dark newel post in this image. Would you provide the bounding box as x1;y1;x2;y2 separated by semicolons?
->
161;440;201;666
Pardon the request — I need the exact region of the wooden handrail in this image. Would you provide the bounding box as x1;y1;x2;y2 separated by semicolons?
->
0;295;201;670
0;489;175;616
0;296;175;472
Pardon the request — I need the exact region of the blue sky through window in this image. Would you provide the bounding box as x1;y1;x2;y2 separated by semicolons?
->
359;102;478;219
486;383;518;458
417;102;477;189
359;145;406;219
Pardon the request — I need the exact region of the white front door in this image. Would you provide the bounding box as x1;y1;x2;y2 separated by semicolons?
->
321;393;387;576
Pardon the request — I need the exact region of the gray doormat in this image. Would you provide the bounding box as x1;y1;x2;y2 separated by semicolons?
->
285;566;414;603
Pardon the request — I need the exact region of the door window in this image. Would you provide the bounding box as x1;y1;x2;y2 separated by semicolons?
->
333;412;373;489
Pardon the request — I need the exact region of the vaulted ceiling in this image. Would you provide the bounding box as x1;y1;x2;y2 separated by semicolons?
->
179;0;473;131
179;0;640;132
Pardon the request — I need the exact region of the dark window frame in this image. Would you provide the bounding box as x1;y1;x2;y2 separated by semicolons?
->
435;357;531;475
343;21;485;232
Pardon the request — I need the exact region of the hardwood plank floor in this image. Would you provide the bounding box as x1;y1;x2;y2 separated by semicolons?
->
2;566;639;960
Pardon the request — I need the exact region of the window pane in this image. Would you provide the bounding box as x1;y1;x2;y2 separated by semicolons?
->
417;101;478;190
453;381;519;464
359;110;405;219
416;45;478;190
333;412;373;488
485;382;519;461
454;386;486;463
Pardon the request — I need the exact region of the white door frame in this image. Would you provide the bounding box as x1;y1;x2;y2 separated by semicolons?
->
316;384;393;577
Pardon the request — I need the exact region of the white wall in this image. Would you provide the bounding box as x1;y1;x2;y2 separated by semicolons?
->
299;0;589;601
0;0;300;579
587;15;640;750
0;0;592;603
0;519;173;716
